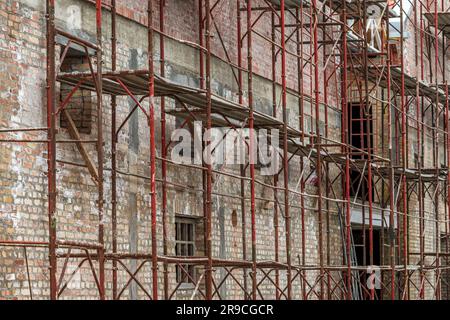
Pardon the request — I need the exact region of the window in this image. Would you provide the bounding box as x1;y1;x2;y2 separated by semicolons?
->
352;228;382;299
348;102;374;201
175;217;196;284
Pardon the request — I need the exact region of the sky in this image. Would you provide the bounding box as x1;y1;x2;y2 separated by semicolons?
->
392;0;412;16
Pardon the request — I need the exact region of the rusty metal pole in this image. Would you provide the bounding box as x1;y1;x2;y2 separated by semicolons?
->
271;9;280;301
279;0;292;300
159;0;169;301
399;0;409;300
199;0;205;90
46;0;58;300
148;0;159;300
321;1;331;299
385;1;396;300
413;0;425;300
433;1;441;300
95;0;105;300
246;0;257;300
340;1;352;301
299;4;307;300
237;0;249;299
442;0;449;298
199;0;208;286
446;80;450;298
419;2;426;299
111;0;118;300
205;0;214;300
312;0;324;300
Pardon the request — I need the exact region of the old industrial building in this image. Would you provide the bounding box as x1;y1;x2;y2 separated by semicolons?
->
0;0;450;300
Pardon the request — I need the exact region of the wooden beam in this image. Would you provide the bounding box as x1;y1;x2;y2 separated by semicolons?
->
62;109;99;185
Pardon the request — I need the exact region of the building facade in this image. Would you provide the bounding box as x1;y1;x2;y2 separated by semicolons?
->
0;0;449;300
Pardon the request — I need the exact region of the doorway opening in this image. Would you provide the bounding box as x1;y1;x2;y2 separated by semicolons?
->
352;228;381;299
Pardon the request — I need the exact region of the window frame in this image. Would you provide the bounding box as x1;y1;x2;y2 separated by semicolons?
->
175;216;197;287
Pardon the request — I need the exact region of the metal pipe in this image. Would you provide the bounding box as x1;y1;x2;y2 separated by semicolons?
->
413;0;425;300
321;0;331;299
340;0;352;300
110;0;118;300
204;0;214;300
148;0;159;300
95;0;105;300
246;0;258;300
237;0;248;299
312;0;324;300
280;0;292;300
433;0;441;300
159;0;169;301
399;0;409;300
271;9;280;301
46;0;58;301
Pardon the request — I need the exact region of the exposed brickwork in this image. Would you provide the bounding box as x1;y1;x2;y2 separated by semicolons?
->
60;53;93;134
0;0;449;300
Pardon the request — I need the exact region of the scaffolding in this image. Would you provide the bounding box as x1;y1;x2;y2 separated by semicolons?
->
0;0;450;300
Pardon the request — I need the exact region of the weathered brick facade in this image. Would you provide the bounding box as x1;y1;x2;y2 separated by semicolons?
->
0;0;449;300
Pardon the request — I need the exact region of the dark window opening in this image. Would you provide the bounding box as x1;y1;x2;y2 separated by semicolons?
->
59;47;93;134
348;102;374;201
175;217;196;284
352;228;381;299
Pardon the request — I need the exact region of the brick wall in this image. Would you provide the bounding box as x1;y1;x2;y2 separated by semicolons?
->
0;0;448;300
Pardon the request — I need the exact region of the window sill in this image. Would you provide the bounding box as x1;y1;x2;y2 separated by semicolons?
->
177;283;196;290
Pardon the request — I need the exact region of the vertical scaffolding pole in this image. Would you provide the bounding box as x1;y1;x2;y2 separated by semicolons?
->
271;9;280;301
95;0;106;300
321;3;331;299
312;0;324;300
199;0;205;90
279;0;292;300
204;0;214;300
340;1;352;301
442;3;449;300
245;0;257;300
399;0;409;300
433;0;441;300
236;0;248;299
46;0;57;300
413;0;425;300
385;1;396;300
199;0;208;282
446;80;450;298
419;1;426;299
110;0;118;300
159;0;169;301
148;0;158;300
298;4;307;301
